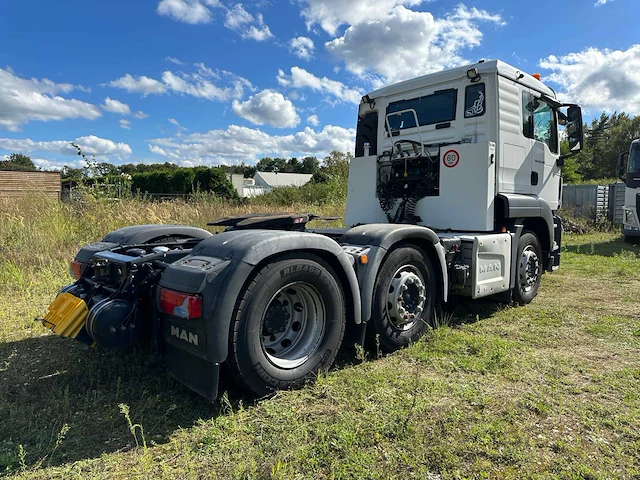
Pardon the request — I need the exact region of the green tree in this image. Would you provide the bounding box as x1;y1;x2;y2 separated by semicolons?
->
569;112;640;181
300;156;320;174
61;165;84;181
0;153;37;171
321;151;351;179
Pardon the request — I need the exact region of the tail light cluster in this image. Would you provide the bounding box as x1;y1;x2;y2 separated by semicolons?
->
159;288;203;319
69;260;85;280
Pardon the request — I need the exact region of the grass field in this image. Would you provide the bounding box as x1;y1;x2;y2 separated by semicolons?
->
1;195;639;479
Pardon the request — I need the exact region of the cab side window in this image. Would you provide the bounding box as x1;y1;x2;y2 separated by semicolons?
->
522;91;558;153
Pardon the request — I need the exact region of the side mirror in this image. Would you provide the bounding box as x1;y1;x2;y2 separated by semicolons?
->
616;151;629;180
566;105;583;153
559;104;584;162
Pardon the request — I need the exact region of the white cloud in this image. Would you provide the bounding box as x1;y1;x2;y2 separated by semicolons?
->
224;4;273;41
156;0;272;41
298;0;424;35
169;118;181;126
107;74;167;96
594;0;612;5
120;119;132;130
307;114;319;126
0;67;100;131
101;97;132;115
0;135;132;159
102;97;148;120
149;124;355;165
277;67;363;104
161;70;241;100
326;4;505;84
156;0;220;24
165;56;185;65
289;36;315;60
32;157;85;171
539;45;640;114
107;66;252;101
232;90;300;128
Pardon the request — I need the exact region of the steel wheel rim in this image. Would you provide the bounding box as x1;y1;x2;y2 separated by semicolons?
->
386;264;426;330
518;245;540;294
261;282;326;369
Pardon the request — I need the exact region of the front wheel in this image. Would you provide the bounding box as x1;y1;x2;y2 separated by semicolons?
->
624;235;639;245
371;245;437;351
227;253;346;396
513;232;542;305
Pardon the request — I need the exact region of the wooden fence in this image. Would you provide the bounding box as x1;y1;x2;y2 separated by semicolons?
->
0;171;61;200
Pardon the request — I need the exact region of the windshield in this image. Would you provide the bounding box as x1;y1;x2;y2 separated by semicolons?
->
629;144;640;174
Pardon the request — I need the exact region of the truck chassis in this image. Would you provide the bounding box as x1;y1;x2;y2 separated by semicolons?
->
43;212;556;400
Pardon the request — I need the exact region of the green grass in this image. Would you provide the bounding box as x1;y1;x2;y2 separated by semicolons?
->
1;196;640;479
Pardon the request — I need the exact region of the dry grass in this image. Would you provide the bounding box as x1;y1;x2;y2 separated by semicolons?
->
1;195;639;479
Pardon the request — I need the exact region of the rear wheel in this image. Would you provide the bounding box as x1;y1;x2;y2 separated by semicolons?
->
371;245;436;351
624;235;639;245
227;253;346;396
513;232;542;305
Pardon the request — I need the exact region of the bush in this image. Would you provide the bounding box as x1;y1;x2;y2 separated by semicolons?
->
130;167;238;199
251;177;347;208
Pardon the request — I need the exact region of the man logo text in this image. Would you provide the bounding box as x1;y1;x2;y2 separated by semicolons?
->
479;263;501;274
170;326;199;346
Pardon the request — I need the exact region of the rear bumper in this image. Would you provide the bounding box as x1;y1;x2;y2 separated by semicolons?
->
622;227;640;238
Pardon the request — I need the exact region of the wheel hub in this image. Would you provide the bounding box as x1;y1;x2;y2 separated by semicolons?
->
386;267;426;329
263;301;290;335
261;283;326;369
518;246;540;292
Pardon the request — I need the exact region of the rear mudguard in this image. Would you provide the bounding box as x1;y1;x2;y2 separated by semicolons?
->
339;224;449;325
159;229;362;366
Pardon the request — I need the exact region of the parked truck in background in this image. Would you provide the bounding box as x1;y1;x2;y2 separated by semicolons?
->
617;140;640;244
42;60;584;401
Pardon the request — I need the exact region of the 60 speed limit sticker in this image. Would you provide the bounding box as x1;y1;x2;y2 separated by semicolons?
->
443;149;460;168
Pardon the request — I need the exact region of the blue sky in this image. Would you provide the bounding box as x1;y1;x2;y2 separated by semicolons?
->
0;0;638;170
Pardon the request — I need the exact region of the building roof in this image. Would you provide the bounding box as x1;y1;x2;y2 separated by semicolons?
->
254;171;313;188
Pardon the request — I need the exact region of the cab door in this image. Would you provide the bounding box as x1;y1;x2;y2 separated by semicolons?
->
522;91;559;202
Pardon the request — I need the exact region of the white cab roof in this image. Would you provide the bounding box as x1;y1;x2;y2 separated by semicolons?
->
366;60;556;101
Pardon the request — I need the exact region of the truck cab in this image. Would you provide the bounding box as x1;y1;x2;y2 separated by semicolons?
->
348;59;582;251
618;140;640;243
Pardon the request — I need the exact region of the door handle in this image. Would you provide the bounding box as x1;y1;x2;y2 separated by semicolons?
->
531;172;539;186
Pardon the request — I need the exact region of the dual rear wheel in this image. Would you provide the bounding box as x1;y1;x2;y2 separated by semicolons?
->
227;234;543;395
226;254;345;396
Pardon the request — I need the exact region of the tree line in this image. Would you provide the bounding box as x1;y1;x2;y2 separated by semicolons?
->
0;148;352;200
561;112;640;183
3;110;638;187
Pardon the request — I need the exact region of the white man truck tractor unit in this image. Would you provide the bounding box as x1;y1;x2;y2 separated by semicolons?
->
41;60;584;401
617;140;640;244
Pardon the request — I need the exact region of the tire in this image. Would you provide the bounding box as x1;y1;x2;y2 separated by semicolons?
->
227;253;346;396
371;245;437;352
513;232;542;305
624;235;639;245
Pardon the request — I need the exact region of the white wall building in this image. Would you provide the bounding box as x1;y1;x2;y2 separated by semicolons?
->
230;171;313;198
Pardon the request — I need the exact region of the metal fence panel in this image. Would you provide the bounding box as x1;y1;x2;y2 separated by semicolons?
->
608;182;626;225
562;184;609;220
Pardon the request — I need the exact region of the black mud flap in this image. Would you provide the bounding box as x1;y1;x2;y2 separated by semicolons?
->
166;344;220;401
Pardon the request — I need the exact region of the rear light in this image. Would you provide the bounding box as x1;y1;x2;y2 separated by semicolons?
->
70;260;85;279
159;288;203;319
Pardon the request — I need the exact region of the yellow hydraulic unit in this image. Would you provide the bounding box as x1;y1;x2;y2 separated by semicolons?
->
42;292;89;339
